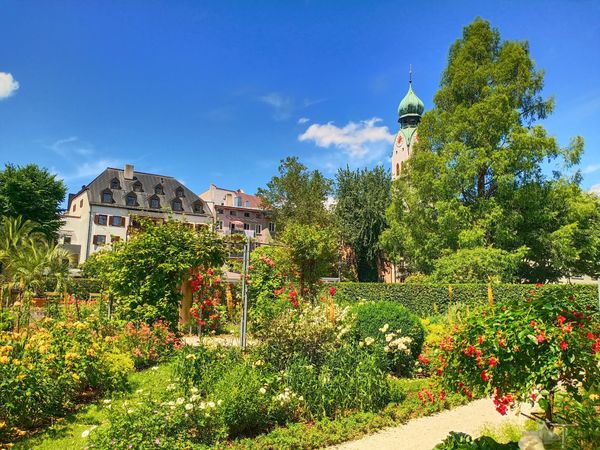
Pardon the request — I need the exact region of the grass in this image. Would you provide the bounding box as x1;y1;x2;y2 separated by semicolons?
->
12;363;173;450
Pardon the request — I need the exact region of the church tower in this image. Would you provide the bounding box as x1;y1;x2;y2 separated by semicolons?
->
391;67;424;179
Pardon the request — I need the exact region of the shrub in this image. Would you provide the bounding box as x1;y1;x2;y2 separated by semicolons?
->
350;301;425;376
327;282;598;317
433;432;518;449
174;345;243;396
0;318;135;432
188;267;226;333
429;286;600;422
256;302;352;369
89;391;227;448
212;362;273;437
119;320;182;369
283;345;390;418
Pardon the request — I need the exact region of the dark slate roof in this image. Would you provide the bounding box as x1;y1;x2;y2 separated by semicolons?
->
71;167;210;217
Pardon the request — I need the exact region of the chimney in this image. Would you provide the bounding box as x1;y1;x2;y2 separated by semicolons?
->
124;164;134;180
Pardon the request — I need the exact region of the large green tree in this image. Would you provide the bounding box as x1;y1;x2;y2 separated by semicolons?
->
335;165;390;281
257;156;333;229
382;18;599;282
0;164;66;240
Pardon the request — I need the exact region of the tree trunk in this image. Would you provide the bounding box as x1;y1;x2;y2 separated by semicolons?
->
179;279;193;330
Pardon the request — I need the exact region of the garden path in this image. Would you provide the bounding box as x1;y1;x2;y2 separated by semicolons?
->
328;398;532;450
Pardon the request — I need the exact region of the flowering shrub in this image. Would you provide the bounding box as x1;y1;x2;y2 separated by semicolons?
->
0;318;134;433
189;267;226;334
120;320;182;369
350;301;425;376
89;392;227;448
427;287;600;421
256;302;352;369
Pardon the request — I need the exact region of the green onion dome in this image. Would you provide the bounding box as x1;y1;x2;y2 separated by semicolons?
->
398;83;424;119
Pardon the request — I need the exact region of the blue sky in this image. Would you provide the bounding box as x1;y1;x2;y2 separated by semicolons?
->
1;0;599;201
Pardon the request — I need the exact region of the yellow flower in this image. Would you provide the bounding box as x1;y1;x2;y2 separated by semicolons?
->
185;354;197;360
16;374;25;381
47;354;56;361
72;373;80;381
12;359;21;366
0;356;9;364
27;364;34;370
86;348;96;357
24;343;32;350
65;352;80;361
76;322;87;330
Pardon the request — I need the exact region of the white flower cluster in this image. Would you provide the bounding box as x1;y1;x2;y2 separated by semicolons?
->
273;387;303;406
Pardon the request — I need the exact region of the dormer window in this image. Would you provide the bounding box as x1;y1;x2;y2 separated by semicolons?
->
126;193;138;207
110;178;121;189
149;195;160;209
192;200;204;214
172;199;183;212
235;196;243;207
154;184;164;195
133;181;143;192
175;187;185;198
101;189;113;203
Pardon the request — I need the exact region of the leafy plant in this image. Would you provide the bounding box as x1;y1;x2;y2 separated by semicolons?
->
350;301;425;376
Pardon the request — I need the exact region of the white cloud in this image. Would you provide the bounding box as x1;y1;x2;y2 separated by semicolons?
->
0;72;19;99
57;159;123;182
46;136;94;157
258;93;294;120
298;117;310;124
590;184;600;195
582;164;600;174
298;118;395;160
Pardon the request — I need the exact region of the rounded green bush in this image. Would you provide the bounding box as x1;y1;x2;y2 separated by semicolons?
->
351;301;425;376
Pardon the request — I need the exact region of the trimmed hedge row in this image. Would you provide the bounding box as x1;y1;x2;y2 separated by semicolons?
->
327;282;598;317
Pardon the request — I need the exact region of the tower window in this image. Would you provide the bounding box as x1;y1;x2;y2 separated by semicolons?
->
110;178;121;189
396;163;400;176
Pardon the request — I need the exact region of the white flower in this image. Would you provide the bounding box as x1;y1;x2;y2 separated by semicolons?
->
384;346;390;353
217;399;222;406
190;387;199;394
364;337;375;346
151;366;159;370
81;429;91;438
136;389;143;394
208;401;216;408
385;333;394;342
102;399;111;404
199;402;206;410
379;324;389;333
259;387;267;394
185;403;194;411
176;397;185;405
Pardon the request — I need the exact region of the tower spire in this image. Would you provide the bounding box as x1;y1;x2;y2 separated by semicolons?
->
409;64;412;85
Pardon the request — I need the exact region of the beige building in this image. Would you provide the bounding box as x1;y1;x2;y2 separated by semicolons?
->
200;184;274;243
60;164;212;264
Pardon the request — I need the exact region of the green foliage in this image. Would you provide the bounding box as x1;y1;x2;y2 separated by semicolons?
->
82;219;226;327
255;303;351;369
280;223;338;297
326;282;598;317
0;318;134;432
556;385;600;450
430;287;600;420
350;301;425;376
334;166;390;281
119;321;182;369
257;156;333;228
0;164;66;240
247;245;291;330
382;18;599;282
430;246;527;283
434;432;518;449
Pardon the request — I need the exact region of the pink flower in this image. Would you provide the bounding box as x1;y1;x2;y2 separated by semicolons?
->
536;332;545;343
329;286;336;297
560;341;568;351
557;315;566;325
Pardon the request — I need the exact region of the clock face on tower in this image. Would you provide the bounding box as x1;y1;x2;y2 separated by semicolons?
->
394;132;407;157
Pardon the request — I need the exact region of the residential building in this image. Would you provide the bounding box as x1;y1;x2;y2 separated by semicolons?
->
60;164;212;264
200;184;274;242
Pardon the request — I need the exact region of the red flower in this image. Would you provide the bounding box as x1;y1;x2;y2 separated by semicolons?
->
535;283;542;287
536;332;545;343
592;338;600;353
488;356;498;367
586;331;595;340
480;370;490;381
530;393;537;401
478;335;484;344
329;286;336;297
417;354;429;365
530;321;536;328
564;324;572;334
439;391;446;401
560;341;568;351
557;315;566;325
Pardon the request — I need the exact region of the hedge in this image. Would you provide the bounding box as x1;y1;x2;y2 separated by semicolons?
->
326;282;598;317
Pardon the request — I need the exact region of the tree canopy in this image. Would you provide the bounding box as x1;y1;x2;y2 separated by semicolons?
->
257;156;332;229
0;164;67;241
382;18;599;282
334;165;390;281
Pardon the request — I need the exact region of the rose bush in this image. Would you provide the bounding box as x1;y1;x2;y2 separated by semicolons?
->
188;267;226;334
425;286;600;421
120;320;182;369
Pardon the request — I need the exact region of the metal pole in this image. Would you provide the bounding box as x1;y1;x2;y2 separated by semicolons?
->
239;236;250;350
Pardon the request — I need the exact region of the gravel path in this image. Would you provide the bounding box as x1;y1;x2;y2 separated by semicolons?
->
328;398;531;450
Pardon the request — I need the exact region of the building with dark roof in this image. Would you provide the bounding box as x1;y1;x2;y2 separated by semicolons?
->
60;164;212;264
